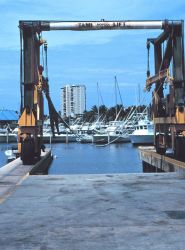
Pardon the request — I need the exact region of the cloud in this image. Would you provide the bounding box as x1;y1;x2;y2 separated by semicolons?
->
45;30;122;49
0;0;185;110
100;82;144;87
61;67;145;76
1;0;185;50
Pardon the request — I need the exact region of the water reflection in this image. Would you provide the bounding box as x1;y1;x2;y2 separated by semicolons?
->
48;142;142;175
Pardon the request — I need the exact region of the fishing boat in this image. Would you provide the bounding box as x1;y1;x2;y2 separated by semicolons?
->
93;132;130;144
93;121;130;144
42;119;77;143
0;128;17;143
130;117;154;145
42;130;77;143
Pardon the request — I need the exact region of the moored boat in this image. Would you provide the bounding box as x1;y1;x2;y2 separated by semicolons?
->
76;134;93;143
130;118;154;145
42;132;77;143
0;128;17;143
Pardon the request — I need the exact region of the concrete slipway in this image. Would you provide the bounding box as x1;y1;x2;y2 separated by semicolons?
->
1;167;185;249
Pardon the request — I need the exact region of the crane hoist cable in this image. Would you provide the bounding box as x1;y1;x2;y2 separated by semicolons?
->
20;28;23;114
147;41;150;78
40;32;45;70
44;41;48;78
42;41;71;136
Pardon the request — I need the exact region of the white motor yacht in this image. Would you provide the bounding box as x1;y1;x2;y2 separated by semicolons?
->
130;118;154;145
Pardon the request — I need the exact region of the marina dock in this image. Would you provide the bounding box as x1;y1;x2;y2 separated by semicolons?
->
0;150;52;203
1;2;185;248
1;161;185;249
139;146;185;173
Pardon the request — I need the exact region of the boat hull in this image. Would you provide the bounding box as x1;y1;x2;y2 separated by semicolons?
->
130;134;154;145
93;134;130;144
76;135;93;143
0;134;17;143
42;134;77;143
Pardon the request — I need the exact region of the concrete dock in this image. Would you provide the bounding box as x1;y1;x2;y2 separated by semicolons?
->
1;172;185;249
0;150;52;203
139;146;185;173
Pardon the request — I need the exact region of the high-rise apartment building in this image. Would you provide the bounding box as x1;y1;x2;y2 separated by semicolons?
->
61;85;86;117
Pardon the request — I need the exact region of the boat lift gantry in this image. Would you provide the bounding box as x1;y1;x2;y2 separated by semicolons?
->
19;20;184;164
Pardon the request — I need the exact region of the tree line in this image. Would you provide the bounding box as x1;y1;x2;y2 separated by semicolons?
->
63;104;148;124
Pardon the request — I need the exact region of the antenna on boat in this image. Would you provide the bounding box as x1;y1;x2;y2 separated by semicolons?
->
97;82;100;124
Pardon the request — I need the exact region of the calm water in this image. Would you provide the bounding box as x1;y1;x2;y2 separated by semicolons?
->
0;142;142;174
0;143;14;168
47;142;142;175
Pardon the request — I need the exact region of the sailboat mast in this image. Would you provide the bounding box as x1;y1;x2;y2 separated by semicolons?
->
138;83;141;106
97;82;100;123
115;76;118;118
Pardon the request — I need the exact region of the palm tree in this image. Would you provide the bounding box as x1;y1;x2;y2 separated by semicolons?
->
91;105;98;114
107;107;116;121
90;105;98;121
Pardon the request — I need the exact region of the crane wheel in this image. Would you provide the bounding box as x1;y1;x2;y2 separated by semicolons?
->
21;139;35;165
174;137;185;162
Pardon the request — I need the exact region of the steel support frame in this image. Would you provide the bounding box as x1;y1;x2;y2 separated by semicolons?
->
18;19;184;162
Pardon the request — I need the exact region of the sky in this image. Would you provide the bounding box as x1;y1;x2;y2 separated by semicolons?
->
0;0;185;113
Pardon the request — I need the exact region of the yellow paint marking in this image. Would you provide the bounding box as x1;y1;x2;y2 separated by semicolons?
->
0;172;30;204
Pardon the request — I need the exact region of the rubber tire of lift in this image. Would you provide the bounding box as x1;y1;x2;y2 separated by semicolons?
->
174;137;185;162
155;134;166;155
21;139;35;165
